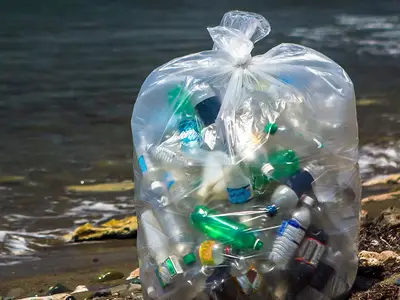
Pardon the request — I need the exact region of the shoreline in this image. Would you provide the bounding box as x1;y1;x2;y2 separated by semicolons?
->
0;240;138;296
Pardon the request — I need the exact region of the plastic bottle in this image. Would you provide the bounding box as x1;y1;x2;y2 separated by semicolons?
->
197;240;233;266
264;122;324;157
269;195;315;268
141;209;171;265
234;267;264;296
287;226;329;296
152;202;197;265
261;149;300;181
269;162;322;212
190;205;263;251
141;209;184;289
167;84;202;152
137;141;170;200
224;163;254;204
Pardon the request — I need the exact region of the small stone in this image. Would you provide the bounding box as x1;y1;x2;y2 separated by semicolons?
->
7;287;25;298
110;284;129;294
48;284;71;295
359;209;370;226
97;271;124;282
92;290;111;298
71;285;89;294
376;206;400;228
129;284;142;292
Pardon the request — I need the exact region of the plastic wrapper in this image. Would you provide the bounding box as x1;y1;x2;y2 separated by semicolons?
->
131;10;360;300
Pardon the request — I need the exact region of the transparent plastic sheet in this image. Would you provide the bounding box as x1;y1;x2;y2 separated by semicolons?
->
131;11;360;300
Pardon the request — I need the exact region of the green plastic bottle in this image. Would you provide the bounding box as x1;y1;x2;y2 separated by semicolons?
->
190;205;263;251
262;149;299;181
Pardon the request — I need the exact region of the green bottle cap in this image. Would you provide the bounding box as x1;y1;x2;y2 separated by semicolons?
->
264;123;278;135
254;239;264;250
183;252;196;265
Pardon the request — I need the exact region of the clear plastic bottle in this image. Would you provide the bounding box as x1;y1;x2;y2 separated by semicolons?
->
197;240;233;266
264;122;324;158
269;162;322;212
224;163;254;204
141;209;171;265
269;196;315;269
152;202;197;264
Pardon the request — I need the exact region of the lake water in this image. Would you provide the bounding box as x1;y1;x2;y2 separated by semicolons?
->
0;0;399;266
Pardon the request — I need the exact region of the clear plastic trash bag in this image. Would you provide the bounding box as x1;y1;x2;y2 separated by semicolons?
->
131;10;360;300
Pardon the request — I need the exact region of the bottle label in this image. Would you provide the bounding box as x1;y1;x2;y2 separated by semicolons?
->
178;119;202;149
246;268;262;292
296;237;326;267
278;219;306;245
138;155;148;173
199;240;217;266
155;255;183;287
227;185;252;204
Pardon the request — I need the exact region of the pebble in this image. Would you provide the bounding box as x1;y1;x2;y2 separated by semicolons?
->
97;271;124;282
359;250;400;267
91;290;111;298
71;285;89;294
48;284;71;296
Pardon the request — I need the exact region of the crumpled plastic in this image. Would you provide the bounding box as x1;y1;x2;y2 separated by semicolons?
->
131;10;360;300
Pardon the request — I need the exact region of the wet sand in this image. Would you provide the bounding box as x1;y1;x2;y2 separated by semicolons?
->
0;240;138;296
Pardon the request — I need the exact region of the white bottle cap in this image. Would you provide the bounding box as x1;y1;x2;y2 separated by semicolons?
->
261;163;274;176
301;195;316;207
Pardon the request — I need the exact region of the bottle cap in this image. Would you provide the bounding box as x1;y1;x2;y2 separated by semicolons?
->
264;123;278;135
253;239;264;250
183;252;197;265
302;195;316;207
261;163;274;176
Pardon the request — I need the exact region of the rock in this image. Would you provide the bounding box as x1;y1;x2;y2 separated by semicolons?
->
360;209;371;226
363;173;400;186
48;284;71;295
375;206;400;228
71;285;89;294
97;271;124;283
359;250;400;268
129;284;142;292
6;287;25;298
109;284;129;294
65;181;134;193
63;216;137;242
69;291;92;300
91;290;111;298
361;191;400;205
380;273;400;286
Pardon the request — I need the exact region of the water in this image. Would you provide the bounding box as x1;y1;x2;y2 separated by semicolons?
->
0;0;399;265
